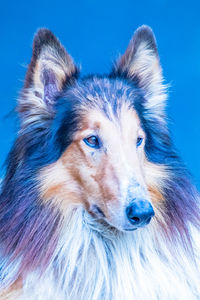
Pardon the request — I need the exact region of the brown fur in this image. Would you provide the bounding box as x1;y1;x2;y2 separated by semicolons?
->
0;278;22;300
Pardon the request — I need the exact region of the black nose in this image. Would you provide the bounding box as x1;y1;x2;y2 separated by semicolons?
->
126;200;154;227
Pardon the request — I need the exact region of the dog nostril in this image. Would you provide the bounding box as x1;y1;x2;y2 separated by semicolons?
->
131;216;140;223
126;200;154;227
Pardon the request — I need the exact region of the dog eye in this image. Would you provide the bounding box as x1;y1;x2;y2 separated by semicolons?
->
136;137;143;147
83;136;100;149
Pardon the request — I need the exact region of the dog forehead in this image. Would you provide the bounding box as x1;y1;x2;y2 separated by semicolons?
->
67;77;139;108
67;77;142;126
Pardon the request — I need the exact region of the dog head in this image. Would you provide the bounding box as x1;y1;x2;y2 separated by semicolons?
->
19;26;168;231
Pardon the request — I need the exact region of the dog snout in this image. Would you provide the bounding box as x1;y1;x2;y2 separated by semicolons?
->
126;200;154;228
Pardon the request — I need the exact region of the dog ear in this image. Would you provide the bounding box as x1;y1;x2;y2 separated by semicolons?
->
112;25;167;115
22;28;79;109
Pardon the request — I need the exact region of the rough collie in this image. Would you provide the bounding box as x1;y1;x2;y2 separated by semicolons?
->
0;25;199;299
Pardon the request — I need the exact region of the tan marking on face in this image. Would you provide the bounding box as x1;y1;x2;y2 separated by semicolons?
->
144;161;169;225
147;187;167;227
39;104;168;229
39;156;84;212
144;159;169;208
42;183;64;200
148;186;164;204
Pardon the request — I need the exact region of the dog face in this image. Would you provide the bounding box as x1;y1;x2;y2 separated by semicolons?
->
20;26;168;231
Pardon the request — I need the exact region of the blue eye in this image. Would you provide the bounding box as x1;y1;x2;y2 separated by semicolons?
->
136;137;143;147
83;136;100;149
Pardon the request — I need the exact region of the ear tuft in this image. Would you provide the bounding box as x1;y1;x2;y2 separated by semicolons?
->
23;28;79;107
112;25;167;117
113;25;159;81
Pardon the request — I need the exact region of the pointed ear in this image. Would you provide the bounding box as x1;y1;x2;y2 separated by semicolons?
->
23;28;79;107
112;25;167;115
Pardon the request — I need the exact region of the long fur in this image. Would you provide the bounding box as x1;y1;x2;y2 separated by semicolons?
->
0;26;200;299
2;207;200;299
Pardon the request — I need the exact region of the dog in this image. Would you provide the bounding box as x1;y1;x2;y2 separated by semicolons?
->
0;25;199;299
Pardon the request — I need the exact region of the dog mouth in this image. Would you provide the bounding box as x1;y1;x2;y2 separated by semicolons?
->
122;228;137;231
89;204;106;218
88;204;138;231
89;204;153;232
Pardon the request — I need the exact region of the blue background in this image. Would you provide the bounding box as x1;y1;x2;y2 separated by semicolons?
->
0;0;199;187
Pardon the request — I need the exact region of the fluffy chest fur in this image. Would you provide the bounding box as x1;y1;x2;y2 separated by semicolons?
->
6;208;199;300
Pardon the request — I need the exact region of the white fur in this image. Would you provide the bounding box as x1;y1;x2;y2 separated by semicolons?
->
7;206;200;300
